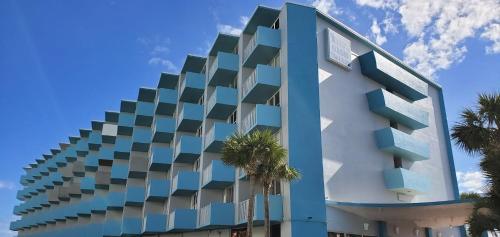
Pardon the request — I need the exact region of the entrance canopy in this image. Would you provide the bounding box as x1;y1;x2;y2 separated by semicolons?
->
326;200;474;229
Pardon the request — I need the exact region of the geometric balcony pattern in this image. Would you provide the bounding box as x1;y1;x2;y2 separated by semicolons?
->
10;6;284;237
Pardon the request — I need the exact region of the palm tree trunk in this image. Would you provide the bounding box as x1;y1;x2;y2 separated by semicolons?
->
264;183;271;237
247;176;256;237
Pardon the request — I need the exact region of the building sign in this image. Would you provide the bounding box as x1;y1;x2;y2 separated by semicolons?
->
325;28;352;70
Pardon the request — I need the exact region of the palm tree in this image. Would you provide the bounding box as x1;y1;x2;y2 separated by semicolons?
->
222;130;300;237
252;130;300;237
451;92;500;236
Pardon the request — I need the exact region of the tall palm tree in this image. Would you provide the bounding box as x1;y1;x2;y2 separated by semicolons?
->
252;130;300;237
451;92;500;236
222;130;300;237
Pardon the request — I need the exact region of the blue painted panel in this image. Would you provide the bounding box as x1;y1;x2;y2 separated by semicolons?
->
98;147;113;163
146;179;170;201
135;101;155;126
143;213;167;233
114;136;132;159
243;26;281;67
383;168;430;194
171;171;199;196
64;147;77;162
168;209;197;231
206;86;238;120
87;131;102;150
242;64;281;104
80;177;95;194
132;127;152;152
238;194;282;224
84;154;99;171
102;219;121;236
179;72;205;103
90;196;107;214
107;192;125;210
204;122;237;153
117;112;135;135
367;88;429;130
153;117;175;143
149;146;172;171
174;135;202;163
243;104;281;134
177;103;204;132
202;159;235;189
285;3;327;237
208;52;239;86
121;217;142;235
359;50;428;101
156;88;177;116
199;202;235;228
110;163;128;184
125;186;145;206
374;127;430;161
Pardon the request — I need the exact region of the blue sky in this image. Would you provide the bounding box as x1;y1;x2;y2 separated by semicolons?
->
0;0;498;236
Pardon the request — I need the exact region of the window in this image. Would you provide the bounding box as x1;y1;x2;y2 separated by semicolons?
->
390;120;398;129
272;18;280;29
191;192;198;209
228;111;237;124
394;156;402;168
196;126;203;137
270;180;281;195
270;53;280;67
267;92;280;106
224;186;234;203
233;45;239;54
198;95;204;105
193;159;200;172
228;77;238;89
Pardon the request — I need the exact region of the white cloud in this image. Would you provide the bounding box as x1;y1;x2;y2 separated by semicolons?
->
0;181;15;190
354;0;500;78
370;19;387;45
481;23;500;54
0;215;18;237
456;171;485;193
216;16;249;36
312;0;342;15
148;58;177;71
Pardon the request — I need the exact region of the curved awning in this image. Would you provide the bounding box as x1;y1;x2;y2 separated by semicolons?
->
326;200;475;229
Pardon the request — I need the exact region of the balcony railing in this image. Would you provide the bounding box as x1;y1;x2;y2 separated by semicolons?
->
383;168;429;195
202;159;235;189
174;135;202;163
374;127;429;161
179;72;205;103
208;52;239;86
171;171;199;196
206;86;238;120
237;194;283;225
167;209;197;232
243;26;281;68
204;122;237;153
241;65;281;104
242;104;281;134
177;103;203;132
199;202;235;228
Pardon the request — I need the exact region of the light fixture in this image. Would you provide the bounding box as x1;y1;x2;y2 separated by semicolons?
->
363;223;370;231
414;228;420;236
394;226;400;235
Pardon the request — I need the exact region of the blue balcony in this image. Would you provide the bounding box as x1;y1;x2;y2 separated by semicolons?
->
132;127;152;152
91;196;107;214
76;200;91;217
202;160;235;189
117;112;135;136
149;146;172;171
179;72;205;103
199;202;235;229
208;52;239;86
205;122;237;153
84;154;98;172
156;88;177;116
102;219;121;237
107;192;125;210
125;186;145;207
177;103;203;132
110;163;129;184
242;64;281;104
383;168;429;195
88;131;102;150
174;135;202;163
143;214;168;234
64;147;77;162
171;171;199;196
237;194;283;225
98;147;113;164
80;177;95;194
135;101;155;126
206;86;238;120
146;179;170;201
121;217;142;236
152;117;175;143
374;127;429;161
242;104;281;134
367;88;429;130
359;51;428;101
243;26;281;68
114;136;132;159
167;209;197;232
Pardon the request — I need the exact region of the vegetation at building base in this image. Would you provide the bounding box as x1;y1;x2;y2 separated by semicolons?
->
222;130;300;237
451;92;500;237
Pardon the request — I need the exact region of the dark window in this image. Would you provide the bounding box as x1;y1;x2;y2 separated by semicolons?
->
328;233;345;237
390;120;398;129
394;156;403;168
